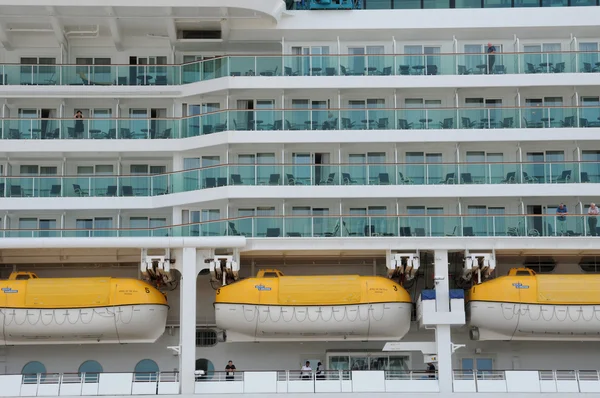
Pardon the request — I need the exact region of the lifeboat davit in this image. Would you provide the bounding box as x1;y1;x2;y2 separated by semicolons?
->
214;269;412;342
0;272;168;345
467;268;600;341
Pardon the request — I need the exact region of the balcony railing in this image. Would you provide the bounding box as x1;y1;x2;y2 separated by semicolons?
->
0;214;595;238
2;105;600;140
1;51;599;87
0;161;597;198
4;369;600;396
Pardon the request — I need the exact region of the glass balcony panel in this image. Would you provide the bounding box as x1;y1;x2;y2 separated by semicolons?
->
254;110;283;131
313;217;339;237
398;216;427;236
182;115;200;138
340;109;368;130
119;175;151;196
365;55;394;76
285;217;312;237
459;108;519;129
343;216;368;237
151;174;169;195
229;57;256;77
578;51;600;74
231;218;253;236
364;109;394;130
202;58;228;80
339;55;366;76
181;61;201;84
340;164;367;185
196;220;226;237
580;161;600;183
521;162;546;183
579;106;600;128
283;55;309;77
229;165;255;186
368;216;398;236
256;56;282;76
203;111;228;134
367;164;395;184
317;165;339;185
255;217;284;237
284;165;312;185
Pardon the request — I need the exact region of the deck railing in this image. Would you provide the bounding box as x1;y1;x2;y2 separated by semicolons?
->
4;370;600;395
0;213;596;239
1;51;599;86
2;105;600;140
0;160;596;199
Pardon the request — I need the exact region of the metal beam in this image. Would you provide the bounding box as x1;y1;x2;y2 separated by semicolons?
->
45;7;67;47
220;7;230;41
165;7;177;46
0;21;12;51
105;6;123;51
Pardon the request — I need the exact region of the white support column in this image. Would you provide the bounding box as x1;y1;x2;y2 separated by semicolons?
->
434;249;452;393
172;206;183;226
179;247;197;395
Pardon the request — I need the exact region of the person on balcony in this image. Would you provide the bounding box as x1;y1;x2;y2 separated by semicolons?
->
588;203;599;236
225;360;236;381
301;361;312;380
486;43;496;74
556;203;568;235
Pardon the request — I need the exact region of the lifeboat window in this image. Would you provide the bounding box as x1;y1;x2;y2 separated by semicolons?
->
78;360;103;383
195;329;217;347
262;272;279;278
22;361;46;384
515;270;531;276
15;274;31;280
195;358;215;380
133;359;159;382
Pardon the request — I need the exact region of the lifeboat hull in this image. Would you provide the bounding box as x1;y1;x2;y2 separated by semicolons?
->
468;301;600;341
215;302;412;342
0;304;168;345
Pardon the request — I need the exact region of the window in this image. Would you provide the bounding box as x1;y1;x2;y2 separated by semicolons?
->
195;329;217;347
22;361;46;384
290;46;330;76
130;217;167;237
133;359;159;382
195;359;215;380
76;218;113;237
404;46;441;75
78;360;103;383
523;257;556;273
579;257;600;273
20;58;56;85
461;357;493;372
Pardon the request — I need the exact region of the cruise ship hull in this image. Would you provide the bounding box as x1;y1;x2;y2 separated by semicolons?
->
468;301;600;341
0;304;168;345
215;302;412;342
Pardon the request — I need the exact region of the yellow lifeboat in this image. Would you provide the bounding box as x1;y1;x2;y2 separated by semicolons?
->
214;269;412;342
467;268;600;341
0;272;168;345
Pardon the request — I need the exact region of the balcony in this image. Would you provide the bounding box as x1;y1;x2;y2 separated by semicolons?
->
2;369;600;396
0;214;593;238
2;106;600;140
1;51;598;87
0;161;596;199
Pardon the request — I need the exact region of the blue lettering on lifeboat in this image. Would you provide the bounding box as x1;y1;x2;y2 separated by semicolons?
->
1;287;18;294
255;284;272;291
512;282;529;289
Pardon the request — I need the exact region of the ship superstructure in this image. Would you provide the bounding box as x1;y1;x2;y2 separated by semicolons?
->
0;0;599;397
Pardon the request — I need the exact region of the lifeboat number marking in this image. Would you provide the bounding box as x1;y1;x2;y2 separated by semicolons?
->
512;283;529;289
255;284;272;291
1;287;18;294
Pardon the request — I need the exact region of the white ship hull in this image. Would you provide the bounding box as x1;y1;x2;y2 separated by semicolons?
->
215;302;412;342
468;301;600;341
0;305;168;345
